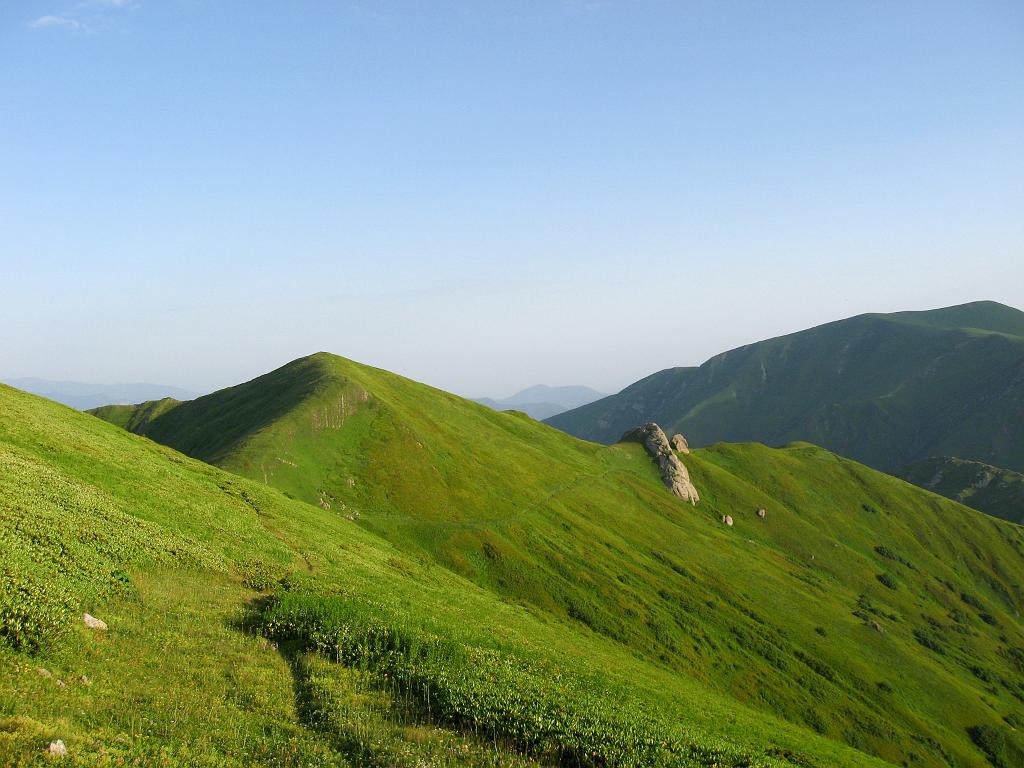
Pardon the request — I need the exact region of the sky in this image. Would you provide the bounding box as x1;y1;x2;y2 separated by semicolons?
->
1;1;1022;398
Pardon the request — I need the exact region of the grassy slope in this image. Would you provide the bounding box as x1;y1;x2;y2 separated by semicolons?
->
544;301;1024;474
88;397;182;432
2;383;894;768
89;353;1024;766
901;457;1024;525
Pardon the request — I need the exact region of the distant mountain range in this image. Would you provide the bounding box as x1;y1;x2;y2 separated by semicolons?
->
472;384;606;420
546;301;1024;475
2;377;198;411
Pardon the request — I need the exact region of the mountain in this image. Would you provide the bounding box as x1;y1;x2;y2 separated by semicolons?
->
8;382;892;767
472;384;606;420
2;377;198;411
470;396;567;420
84;351;1024;766
546;301;1024;474
901;456;1024;524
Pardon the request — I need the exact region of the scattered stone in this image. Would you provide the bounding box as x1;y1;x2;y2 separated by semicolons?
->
82;613;107;631
670;433;690;453
756;508;766;519
867;619;883;633
46;740;67;757
37;667;52;678
721;515;734;526
56;679;67;688
620;423;700;504
79;675;91;687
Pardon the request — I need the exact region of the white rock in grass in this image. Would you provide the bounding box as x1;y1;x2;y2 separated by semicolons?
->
82;613;107;631
721;515;734;527
46;740;67;757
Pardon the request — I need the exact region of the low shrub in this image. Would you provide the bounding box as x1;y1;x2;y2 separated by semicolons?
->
967;724;1009;768
876;573;898;591
913;628;946;655
874;545;915;570
256;590;722;767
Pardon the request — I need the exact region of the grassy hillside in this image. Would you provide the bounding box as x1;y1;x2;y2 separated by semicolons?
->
89;397;182;432
545;301;1024;475
87;352;1024;766
3;382;905;768
901;457;1024;525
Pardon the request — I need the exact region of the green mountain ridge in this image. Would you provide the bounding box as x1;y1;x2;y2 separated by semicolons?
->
10;381;885;767
544;301;1024;477
80;351;1024;766
901;456;1024;525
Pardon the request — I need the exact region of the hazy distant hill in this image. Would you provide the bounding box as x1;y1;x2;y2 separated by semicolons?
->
901;456;1024;524
2;377;197;410
547;301;1024;474
472;384;605;420
83;351;1024;766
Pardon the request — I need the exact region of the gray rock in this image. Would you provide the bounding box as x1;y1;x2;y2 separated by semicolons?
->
46;740;67;757
82;613;107;631
621;423;700;504
756;508;766;519
37;667;52;678
670;434;689;453
721;515;734;526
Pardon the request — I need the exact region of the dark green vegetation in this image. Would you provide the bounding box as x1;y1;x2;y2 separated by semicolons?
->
545;301;1024;476
901;457;1024;525
79;351;1024;766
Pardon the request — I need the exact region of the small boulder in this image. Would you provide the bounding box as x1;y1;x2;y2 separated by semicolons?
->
670;434;690;453
721;515;734;527
756;508;766;519
37;667;52;678
46;740;67;757
82;613;107;631
79;675;92;687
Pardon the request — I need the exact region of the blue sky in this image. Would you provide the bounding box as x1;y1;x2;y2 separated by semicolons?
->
1;1;1022;396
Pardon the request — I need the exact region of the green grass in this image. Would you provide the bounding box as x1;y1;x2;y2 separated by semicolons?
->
88;397;182;433
3;382;898;767
545;300;1024;475
82;352;1024;766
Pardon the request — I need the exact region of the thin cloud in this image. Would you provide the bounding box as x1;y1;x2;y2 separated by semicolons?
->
29;15;87;31
30;0;136;34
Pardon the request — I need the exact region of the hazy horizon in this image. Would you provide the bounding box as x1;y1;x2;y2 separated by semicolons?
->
3;2;1022;396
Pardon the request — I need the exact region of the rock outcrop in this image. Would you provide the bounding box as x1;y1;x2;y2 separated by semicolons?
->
670;434;689;453
621;423;700;504
82;613;107;631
